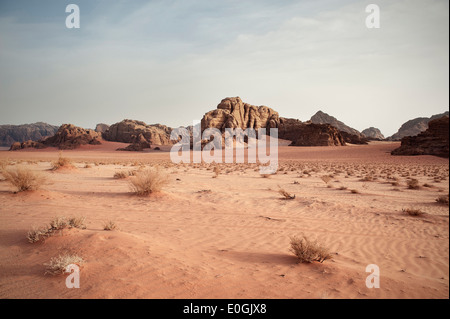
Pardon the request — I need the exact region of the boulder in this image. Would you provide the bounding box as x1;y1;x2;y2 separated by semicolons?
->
361;127;385;140
391;116;449;158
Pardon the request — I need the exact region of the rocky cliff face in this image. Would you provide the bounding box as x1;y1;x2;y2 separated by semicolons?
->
201;97;279;132
10;124;102;150
95;123;110;133
391;116;449;158
361;127;385;140
388;111;449;141
278;118;346;146
0;122;58;146
102;119;173;150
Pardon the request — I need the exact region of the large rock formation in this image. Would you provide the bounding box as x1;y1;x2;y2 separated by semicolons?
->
278;118;346;146
102;119;173;151
361;127;385;140
0;122;58;146
9;124;102;150
95;123;110;134
388;111;449;141
201;97;279;131
310;111;367;144
391;116;449;158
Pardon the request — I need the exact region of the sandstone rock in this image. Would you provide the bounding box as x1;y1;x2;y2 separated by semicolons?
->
103;120;173;148
278;118;346;146
0;122;58;147
310;111;362;137
201;97;279;131
361;127;385;140
95;123;110;133
43;124;102;150
391;116;449;158
388;111;449;141
9;140;46;151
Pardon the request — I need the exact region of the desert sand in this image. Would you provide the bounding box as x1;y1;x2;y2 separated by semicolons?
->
0;141;448;299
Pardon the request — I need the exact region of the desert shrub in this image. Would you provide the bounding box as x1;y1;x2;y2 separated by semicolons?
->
27;216;86;243
113;171;128;179
129;168;169;195
103;220;117;231
213;166;221;178
350;189;360;194
0;167;45;192
320;175;332;185
290;236;332;263
44;254;83;275
407;179;420;190
278;187;295;200
402;208;425;217
51;153;73;170
436;194;449;206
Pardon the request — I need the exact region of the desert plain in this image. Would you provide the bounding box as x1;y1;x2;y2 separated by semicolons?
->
0;141;448;299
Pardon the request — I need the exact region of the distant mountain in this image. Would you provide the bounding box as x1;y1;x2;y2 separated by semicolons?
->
361;127;385;140
310;111;362;137
388;111;449;141
0;122;59;146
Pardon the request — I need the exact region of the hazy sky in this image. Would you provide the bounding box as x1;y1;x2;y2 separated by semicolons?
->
0;0;448;136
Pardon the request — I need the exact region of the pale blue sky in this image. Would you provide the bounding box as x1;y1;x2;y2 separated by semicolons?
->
0;0;448;136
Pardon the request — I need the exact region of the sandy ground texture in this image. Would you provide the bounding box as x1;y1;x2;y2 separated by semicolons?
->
0;141;448;299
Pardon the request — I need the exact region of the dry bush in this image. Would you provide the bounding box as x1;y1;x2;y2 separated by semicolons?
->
320;175;332;185
278;187;295;200
213;166;221;178
407;179;420;190
129;168;169;195
27;216;86;243
103;220;117;231
261;174;271;178
1;166;45;192
350;189;360;194
290;236;332;263
52;153;73;170
84;164;92;168
402;208;425;217
44;254;83;275
113;171;128;179
436;194;449;206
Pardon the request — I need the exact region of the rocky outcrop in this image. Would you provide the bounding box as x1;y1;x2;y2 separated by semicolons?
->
278;118;346;146
391;116;449;158
102;119;173;151
9;124;102;151
310;111;362;137
362;127;385;140
0;122;58;146
388;111;449;141
201;97;279;132
95;123;110;133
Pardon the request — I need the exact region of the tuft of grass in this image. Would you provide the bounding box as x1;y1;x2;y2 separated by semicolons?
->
129;168;169;195
212;166;221;178
113;171;128;179
44;254;83;275
0;166;45;192
290;235;332;263
103;220;117;231
51;152;73;170
278;187;295;200
436;194;449;206
407;179;420;190
27;216;86;243
402;208;425;217
320;175;332;185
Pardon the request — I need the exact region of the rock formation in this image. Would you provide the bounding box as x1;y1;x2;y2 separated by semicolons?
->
9;124;102;151
102;119;173;151
95;123;110;133
388;111;449;141
278;118;346;146
361;127;385;140
310;111;367;144
201;97;279;132
0;122;58;146
391;116;449;158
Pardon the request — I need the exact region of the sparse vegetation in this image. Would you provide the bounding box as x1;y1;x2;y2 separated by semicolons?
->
129;168;169;195
27;216;86;243
44;254;84;275
436;194;449;206
320;175;332;185
51;152;73;170
103;220;117;231
407;179;420;190
278;187;295;200
290;235;332;263
113;171;128;179
402;208;425;217
0;166;45;192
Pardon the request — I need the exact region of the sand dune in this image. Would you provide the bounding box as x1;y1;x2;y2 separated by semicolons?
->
0;142;448;298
